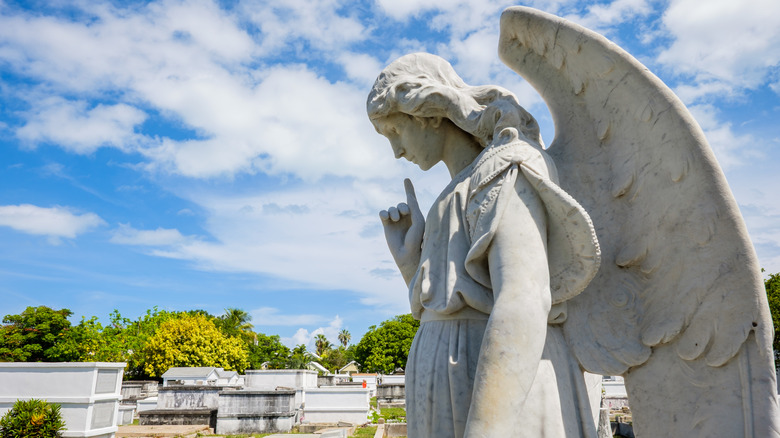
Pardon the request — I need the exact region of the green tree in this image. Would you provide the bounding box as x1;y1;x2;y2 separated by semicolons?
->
217;308;256;344
338;329;351;348
48;316;124;362
288;344;309;369
314;334;332;356
112;308;181;379
248;332;291;369
765;271;780;365
0;307;74;362
320;345;355;372
354;314;419;373
141;314;249;377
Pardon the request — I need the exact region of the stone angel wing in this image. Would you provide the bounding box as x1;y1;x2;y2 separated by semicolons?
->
498;7;779;437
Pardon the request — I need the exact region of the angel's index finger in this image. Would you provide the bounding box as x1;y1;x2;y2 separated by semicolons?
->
404;178;419;209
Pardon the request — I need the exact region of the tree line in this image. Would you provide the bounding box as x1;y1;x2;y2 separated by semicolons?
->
5;271;775;379
0;306;420;378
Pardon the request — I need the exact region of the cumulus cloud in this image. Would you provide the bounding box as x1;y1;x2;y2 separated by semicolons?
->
16;98;148;153
0;0;389;181
562;0;652;32
657;0;780;96
281;315;343;349
239;0;365;54
687;104;757;170
139;65;393;180
110;224;189;246
337;52;385;88
137;179;416;312
251;307;326;326
0;204;105;240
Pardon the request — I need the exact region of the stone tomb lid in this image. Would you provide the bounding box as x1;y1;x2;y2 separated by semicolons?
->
218;389;296;395
161;367;221;378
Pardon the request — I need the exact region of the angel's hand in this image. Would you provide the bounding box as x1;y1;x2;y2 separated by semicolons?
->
379;178;425;285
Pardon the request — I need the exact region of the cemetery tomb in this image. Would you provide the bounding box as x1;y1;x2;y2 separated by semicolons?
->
302;387;370;425
215;389;296;434
0;362;126;438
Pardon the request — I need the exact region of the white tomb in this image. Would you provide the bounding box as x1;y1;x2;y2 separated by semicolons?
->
135;397;157;414
381;374;405;385
0;362;126;438
302;387;370;425
350;373;378;397
244;369;317;411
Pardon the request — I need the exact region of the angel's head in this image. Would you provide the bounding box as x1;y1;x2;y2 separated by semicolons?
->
366;53;542;151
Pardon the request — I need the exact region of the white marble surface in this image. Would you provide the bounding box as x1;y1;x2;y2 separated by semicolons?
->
302;387;370;425
499;6;780;437
368;51;600;437
365;5;780;437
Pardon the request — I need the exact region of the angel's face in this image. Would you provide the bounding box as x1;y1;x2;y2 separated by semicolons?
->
373;113;446;171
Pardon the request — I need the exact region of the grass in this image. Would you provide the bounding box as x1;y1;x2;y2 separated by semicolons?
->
378;407;405;422
349;425;377;437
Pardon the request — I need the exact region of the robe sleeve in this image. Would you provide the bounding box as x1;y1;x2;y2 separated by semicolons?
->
464;140;601;306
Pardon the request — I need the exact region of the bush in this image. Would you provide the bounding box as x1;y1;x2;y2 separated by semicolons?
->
0;399;66;438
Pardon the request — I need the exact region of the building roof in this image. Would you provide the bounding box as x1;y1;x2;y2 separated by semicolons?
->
307;361;329;374
161;367;221;378
339;360;360;373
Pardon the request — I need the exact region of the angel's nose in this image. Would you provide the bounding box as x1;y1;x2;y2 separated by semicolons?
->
390;140;405;159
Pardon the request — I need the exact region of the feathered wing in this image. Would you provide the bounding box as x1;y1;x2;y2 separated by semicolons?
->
498;7;779;437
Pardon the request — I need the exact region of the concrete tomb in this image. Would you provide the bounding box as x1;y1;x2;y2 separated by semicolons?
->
376;384;405;409
116;405;135;426
0;362;126;438
215;389;296;435
302;387;370;425
244;369;317;412
138;385;234;428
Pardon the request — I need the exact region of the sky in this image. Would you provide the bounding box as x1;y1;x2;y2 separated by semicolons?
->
1;0;779;351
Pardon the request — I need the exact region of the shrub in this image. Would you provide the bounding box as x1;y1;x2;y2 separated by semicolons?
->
0;399;66;438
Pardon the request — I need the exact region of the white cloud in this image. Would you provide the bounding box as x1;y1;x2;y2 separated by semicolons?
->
687;104;756;170
16;98;147;153
139;65;394;180
657;0;780;96
0;204;105;239
726;163;780;275
112;165;456;314
251;307;326;326
0;2;393;181
239;0;365;55
337;52;384;88
672;82;737;106
110;224;189;246
281;315;343;349
141;180;413;310
562;0;652;32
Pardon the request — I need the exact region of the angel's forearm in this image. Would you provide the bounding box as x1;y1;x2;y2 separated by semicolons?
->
464;286;548;436
464;174;551;437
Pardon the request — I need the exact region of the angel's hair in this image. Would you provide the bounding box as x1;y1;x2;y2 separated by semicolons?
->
367;53;542;148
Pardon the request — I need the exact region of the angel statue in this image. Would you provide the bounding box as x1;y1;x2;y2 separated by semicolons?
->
366;6;780;438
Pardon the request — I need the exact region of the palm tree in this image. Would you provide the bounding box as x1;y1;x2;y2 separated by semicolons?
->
338;329;351;348
221;308;256;343
314;334;332;356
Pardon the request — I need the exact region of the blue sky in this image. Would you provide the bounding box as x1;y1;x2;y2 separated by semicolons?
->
1;0;778;350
